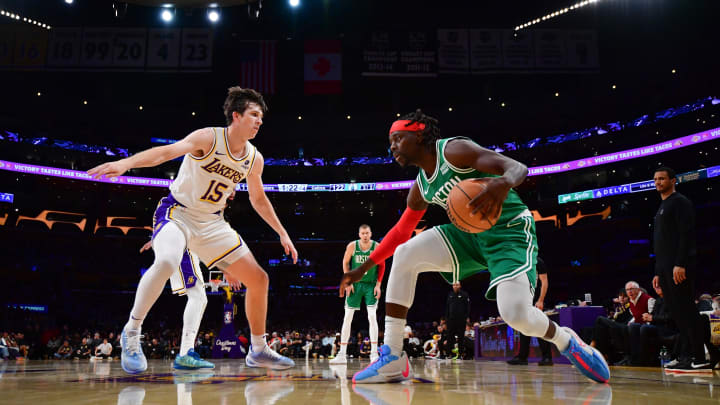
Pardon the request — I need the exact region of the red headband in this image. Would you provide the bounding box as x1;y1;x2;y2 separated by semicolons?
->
389;120;426;135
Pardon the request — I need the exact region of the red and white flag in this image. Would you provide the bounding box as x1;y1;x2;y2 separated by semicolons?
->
304;40;342;95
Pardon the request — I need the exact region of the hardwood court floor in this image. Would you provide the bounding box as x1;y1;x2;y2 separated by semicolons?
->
0;358;718;404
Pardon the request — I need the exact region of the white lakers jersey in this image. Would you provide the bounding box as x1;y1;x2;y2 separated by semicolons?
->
169;127;257;213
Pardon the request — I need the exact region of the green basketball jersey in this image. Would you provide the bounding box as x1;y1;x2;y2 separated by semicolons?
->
351;240;378;284
415;137;529;226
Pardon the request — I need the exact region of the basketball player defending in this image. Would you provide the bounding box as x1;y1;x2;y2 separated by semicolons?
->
89;87;297;374
341;110;610;384
330;225;385;364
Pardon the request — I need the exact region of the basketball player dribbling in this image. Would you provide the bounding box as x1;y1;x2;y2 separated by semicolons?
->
340;110;610;384
330;224;385;364
88;87;297;374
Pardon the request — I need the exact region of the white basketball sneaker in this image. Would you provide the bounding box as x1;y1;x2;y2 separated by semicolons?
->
329;353;347;365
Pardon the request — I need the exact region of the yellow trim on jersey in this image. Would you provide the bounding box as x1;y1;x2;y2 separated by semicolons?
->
207;233;243;268
223;128;253;162
189;128;218;161
190;252;202;284
172;264;186;293
247;146;258;174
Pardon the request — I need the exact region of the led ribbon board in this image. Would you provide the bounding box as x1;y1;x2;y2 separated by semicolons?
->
1;126;718;191
558;164;720;204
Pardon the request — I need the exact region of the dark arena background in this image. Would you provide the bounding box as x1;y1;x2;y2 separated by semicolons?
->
1;0;720;404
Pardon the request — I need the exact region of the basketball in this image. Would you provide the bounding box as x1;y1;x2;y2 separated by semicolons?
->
446;178;502;233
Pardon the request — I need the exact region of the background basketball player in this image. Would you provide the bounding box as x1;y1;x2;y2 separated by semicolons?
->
330;224;385;364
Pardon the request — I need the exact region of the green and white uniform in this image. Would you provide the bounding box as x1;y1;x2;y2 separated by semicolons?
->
415;137;538;300
346;240;379;309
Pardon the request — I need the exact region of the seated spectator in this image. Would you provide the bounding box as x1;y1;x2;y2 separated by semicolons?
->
424;335;440;359
94;338;113;360
321;332;334;358
590;286;633;364
359;337;371;358
5;333;21;360
46;335;62;360
310;334;322;358
54;340;72;360
197;333;212;359
268;332;283;353
74;337;92;360
698;294;714;312
0;332;9;360
407;332;421;358
462;323;475;360
146;338;165;359
627;284;678;366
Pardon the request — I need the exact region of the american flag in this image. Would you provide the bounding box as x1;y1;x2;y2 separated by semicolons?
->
238;40;277;95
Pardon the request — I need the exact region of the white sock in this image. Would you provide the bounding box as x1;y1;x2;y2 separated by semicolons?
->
547;322;571;352
251;334;266;353
125;317;143;333
180;284;207;356
384;316;405;357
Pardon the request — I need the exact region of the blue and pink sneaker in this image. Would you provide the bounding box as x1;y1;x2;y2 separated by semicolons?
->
353;345;412;384
560;327;610;383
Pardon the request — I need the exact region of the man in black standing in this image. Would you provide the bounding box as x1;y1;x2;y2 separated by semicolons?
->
508;257;553;366
652;166;719;371
445;282;470;359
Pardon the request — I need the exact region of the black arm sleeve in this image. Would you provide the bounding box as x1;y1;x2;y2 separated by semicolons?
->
673;198;694;267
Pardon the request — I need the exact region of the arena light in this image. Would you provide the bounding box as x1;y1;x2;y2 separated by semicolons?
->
160;5;175;22
207;8;220;24
515;0;601;31
289;0;300;7
0;9;52;29
64;0;74;4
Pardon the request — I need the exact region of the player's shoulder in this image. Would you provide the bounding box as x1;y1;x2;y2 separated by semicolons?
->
346;241;357;249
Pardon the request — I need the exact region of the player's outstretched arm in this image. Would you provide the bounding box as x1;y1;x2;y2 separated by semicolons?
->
339;184;427;296
246;152;298;263
444;138;528;220
87;128;214;179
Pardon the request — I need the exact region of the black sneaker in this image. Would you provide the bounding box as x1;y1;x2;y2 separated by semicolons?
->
538;357;553;366
667;360;714;374
506;357;528;365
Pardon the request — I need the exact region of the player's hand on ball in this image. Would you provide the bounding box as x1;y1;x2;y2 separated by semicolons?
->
468;177;511;220
87;160;130;179
280;234;298;264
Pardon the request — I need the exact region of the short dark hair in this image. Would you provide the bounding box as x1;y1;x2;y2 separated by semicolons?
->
398;109;441;152
223;86;268;125
359;224;371;230
654;166;676;179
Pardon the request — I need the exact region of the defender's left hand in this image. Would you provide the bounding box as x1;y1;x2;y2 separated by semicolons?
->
280;234;298;264
468;177;511;221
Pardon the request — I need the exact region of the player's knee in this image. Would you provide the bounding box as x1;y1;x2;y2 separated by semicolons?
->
497;300;531;332
247;266;269;288
153;256;181;275
392;242;417;274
